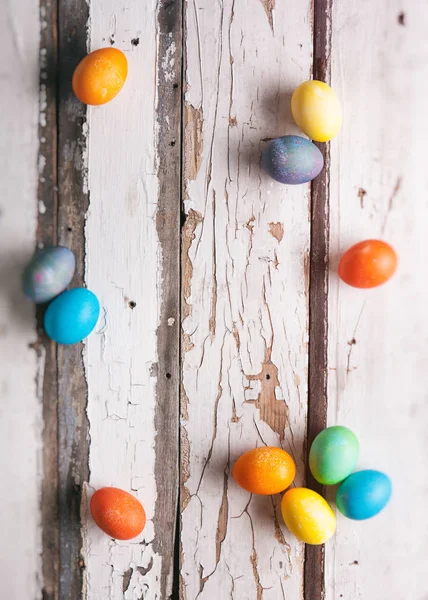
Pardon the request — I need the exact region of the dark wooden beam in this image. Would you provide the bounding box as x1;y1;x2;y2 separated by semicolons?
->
305;0;333;598
57;0;90;597
38;0;59;597
153;1;183;598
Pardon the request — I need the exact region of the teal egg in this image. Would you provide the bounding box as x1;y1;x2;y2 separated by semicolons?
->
44;288;100;344
309;426;359;485
336;470;392;520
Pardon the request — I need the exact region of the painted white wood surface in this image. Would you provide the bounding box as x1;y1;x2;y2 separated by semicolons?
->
0;1;42;598
84;2;166;598
326;1;428;599
181;1;313;597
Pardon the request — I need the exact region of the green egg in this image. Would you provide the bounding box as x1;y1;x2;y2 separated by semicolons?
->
309;426;359;485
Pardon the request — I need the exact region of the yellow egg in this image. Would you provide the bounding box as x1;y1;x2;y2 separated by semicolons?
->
291;80;342;142
281;487;336;545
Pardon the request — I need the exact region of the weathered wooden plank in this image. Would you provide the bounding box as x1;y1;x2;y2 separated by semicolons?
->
325;1;428;598
57;0;90;597
84;1;181;598
153;0;182;597
38;0;60;597
181;0;313;597
305;0;332;598
0;1;42;598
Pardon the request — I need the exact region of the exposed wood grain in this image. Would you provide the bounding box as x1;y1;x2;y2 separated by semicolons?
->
83;1;180;597
57;0;90;597
0;0;42;598
305;0;332;598
181;0;313;597
325;1;428;598
38;0;60;597
153;0;182;597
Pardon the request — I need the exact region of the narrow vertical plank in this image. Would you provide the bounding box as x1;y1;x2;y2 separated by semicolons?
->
153;0;182;596
181;1;313;597
38;0;60;597
84;1;181;598
326;1;428;598
0;0;42;598
305;0;332;597
57;0;90;597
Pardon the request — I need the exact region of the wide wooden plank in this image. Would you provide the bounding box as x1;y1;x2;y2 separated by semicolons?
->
181;1;313;597
83;1;181;598
326;1;428;598
0;1;42;598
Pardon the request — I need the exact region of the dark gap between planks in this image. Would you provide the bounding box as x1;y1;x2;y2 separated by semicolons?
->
305;0;333;599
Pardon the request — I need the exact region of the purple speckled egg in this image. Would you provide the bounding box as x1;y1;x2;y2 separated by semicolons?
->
262;135;324;184
22;246;76;303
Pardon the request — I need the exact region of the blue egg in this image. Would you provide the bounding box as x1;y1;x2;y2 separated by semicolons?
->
262;135;324;184
336;470;392;520
22;247;75;303
44;288;100;344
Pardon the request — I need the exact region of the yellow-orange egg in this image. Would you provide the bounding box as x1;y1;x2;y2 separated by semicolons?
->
72;47;128;106
233;447;296;495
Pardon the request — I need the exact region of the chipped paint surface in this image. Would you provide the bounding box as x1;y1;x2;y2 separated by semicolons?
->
181;0;313;596
326;1;428;598
84;2;164;597
0;0;42;597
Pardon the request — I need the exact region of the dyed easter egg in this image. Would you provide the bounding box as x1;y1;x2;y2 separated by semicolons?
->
281;488;336;545
291;80;342;142
336;470;392;520
73;48;128;106
262;135;324;184
309;426;359;485
44;288;100;344
233;447;296;495
90;487;146;540
22;247;75;303
338;240;398;288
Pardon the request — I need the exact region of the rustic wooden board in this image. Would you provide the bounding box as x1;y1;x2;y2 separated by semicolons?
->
325;1;428;598
2;0;428;597
57;1;91;598
305;1;331;598
181;0;313;597
39;0;59;596
0;0;42;598
83;1;181;598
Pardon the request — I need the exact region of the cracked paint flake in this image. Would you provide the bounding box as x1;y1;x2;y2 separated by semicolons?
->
259;0;275;34
268;221;284;242
184;103;204;189
245;353;289;440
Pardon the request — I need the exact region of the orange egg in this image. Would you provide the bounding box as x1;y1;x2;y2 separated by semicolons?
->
232;447;296;495
72;48;128;106
90;487;146;540
338;239;398;288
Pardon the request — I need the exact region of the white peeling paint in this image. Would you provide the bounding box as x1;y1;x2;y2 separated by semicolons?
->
326;1;428;598
181;0;313;597
84;2;164;598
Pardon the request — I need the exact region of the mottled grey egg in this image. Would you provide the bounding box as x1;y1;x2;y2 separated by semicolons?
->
22;247;76;303
262;135;324;184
